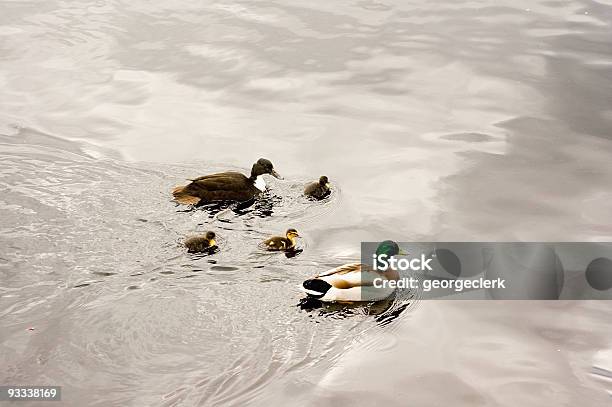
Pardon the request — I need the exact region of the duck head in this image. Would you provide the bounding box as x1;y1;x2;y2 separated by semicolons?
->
286;228;299;243
376;240;407;257
251;158;282;179
374;240;407;270
205;231;217;247
319;175;330;188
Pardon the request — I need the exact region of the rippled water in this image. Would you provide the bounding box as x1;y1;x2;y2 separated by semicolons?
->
1;0;612;405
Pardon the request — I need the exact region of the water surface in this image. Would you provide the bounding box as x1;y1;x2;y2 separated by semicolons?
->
1;0;612;405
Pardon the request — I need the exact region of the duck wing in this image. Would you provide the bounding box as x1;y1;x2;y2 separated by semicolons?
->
317;263;385;288
262;237;288;251
188;172;250;190
173;172;255;204
304;182;319;195
316;263;363;277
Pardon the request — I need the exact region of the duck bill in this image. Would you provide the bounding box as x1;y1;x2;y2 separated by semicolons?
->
271;169;283;179
209;239;217;247
398;249;408;256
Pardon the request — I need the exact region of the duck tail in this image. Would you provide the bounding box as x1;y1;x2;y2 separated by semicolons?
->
301;279;332;299
172;185;201;205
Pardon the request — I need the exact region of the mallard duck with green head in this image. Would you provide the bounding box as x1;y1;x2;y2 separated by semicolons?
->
184;231;217;253
172;158;281;205
262;229;300;251
301;240;406;302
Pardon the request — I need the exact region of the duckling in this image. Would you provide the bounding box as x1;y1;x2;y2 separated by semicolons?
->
301;240;406;302
262;229;299;251
172;158;282;205
304;175;331;200
184;231;217;253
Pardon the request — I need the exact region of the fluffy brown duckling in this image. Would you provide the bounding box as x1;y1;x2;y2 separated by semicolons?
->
262;229;299;251
304;176;331;200
173;158;282;205
184;231;217;253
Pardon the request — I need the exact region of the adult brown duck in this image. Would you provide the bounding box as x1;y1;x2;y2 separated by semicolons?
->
172;158;281;205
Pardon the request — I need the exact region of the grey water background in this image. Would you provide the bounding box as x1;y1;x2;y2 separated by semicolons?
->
1;0;612;405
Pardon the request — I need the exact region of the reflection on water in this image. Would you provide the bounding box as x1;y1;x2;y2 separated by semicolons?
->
298;293;414;327
1;0;612;405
